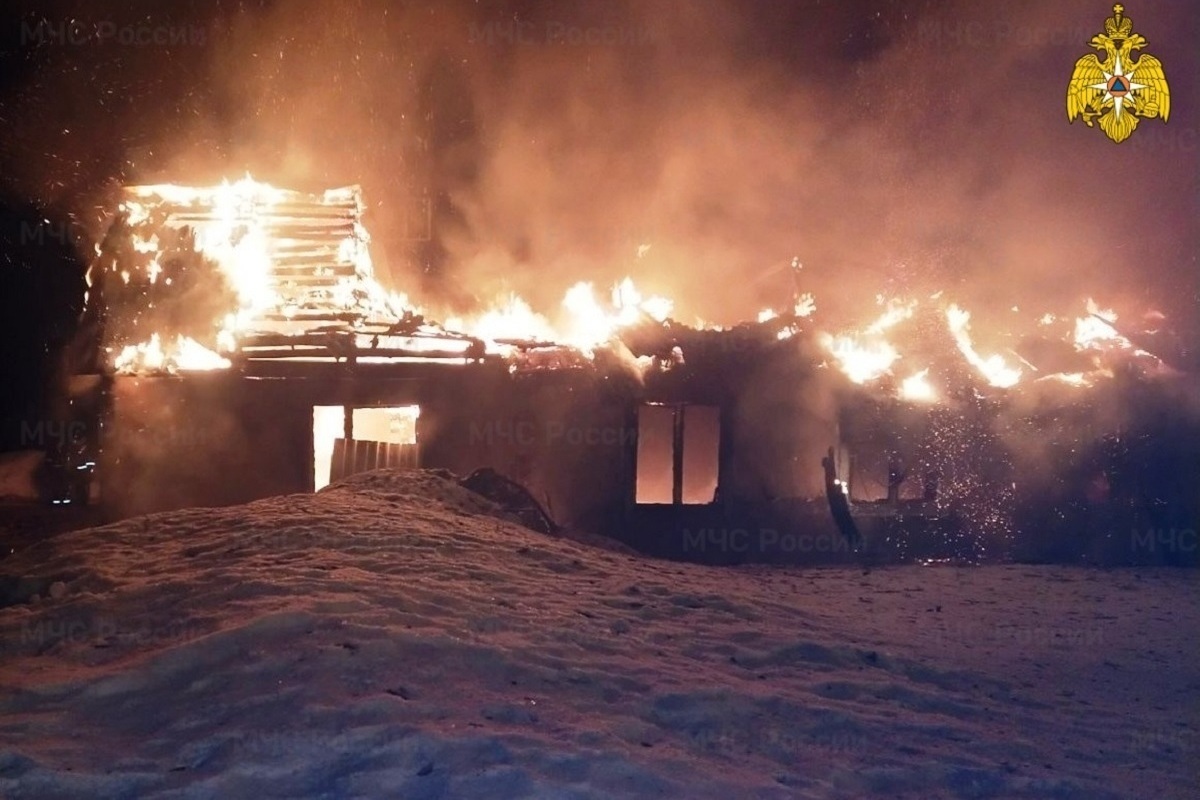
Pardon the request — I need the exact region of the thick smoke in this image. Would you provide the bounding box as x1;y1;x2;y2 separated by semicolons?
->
2;0;1196;338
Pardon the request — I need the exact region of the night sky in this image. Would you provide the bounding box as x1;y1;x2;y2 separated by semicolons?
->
0;0;1196;441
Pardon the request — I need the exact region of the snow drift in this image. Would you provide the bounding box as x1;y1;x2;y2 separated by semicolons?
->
0;469;1195;798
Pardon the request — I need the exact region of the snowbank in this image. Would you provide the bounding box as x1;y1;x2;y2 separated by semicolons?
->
0;469;1195;798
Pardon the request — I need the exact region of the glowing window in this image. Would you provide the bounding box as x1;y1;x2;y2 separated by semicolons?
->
635;403;720;504
312;405;420;490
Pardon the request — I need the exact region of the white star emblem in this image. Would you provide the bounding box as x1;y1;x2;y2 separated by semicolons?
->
1090;53;1148;119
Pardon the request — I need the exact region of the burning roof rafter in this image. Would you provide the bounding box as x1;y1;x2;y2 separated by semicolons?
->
119;178;406;326
95;176;487;373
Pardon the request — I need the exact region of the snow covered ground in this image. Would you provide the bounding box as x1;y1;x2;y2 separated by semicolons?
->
0;469;1195;799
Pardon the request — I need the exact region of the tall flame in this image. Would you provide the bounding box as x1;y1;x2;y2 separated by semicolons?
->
106;176;415;374
124;176;287;321
448;277;674;353
445;295;557;349
900;369;938;403
944;304;1022;388
819;296;915;387
114;333;232;374
1073;298;1134;352
820;333;900;383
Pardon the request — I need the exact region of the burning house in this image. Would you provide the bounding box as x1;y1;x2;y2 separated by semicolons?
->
56;178;1196;566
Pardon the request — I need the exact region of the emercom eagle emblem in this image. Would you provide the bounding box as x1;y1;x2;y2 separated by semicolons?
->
1067;4;1170;143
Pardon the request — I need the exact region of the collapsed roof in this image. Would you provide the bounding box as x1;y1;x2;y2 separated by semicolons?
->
86;178;710;375
88;179;498;372
84;178;1178;400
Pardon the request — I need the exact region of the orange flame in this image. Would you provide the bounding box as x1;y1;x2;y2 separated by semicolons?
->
819;296;915;387
944;304;1022;388
448;277;673;354
109;176;412;374
113;333;232;374
102;179;1168;398
899;369;938;403
820;333;900;383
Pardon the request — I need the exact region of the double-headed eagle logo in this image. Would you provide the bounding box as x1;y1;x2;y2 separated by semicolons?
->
1067;4;1170;143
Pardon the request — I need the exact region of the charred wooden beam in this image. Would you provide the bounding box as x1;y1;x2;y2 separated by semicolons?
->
823;446;862;552
268;255;358;267
235;349;479;362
